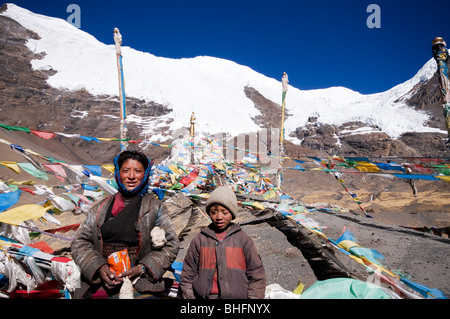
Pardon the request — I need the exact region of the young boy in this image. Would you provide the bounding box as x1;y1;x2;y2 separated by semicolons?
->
180;186;266;299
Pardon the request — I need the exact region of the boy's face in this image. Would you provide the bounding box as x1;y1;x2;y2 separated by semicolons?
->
209;204;233;232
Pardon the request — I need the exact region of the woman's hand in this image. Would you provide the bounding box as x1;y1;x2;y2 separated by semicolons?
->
119;265;144;280
98;264;122;288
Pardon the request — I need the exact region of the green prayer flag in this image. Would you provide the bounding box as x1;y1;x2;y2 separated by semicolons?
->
17;163;49;180
0;123;31;133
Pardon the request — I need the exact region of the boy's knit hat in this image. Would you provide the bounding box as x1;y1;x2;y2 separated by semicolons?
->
205;186;238;220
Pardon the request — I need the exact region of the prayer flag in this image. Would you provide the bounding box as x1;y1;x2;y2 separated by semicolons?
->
0;161;21;174
30;129;56;140
0;123;30;133
17;163;49;180
0;204;49;225
0;190;21;212
43;163;67;182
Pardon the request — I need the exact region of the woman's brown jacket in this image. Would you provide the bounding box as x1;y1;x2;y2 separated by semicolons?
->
71;192;179;298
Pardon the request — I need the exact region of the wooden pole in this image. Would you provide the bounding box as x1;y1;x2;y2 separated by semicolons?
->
114;28;127;151
190;112;196;137
277;72;289;189
280;72;289;145
190;112;196;163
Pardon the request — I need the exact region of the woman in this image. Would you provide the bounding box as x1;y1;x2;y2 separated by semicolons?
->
71;150;179;298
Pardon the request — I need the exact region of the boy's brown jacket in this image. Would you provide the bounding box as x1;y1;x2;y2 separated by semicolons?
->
180;223;266;299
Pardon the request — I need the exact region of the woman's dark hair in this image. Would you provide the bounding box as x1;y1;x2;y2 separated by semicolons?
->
117;150;149;170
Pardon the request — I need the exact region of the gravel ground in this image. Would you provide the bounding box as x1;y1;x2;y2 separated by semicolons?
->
164;193;450;298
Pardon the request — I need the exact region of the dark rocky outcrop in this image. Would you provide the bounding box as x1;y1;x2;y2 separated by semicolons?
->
0;10;172;163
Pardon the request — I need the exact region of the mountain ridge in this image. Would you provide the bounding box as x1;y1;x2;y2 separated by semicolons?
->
1;3;448;155
1;2;449;161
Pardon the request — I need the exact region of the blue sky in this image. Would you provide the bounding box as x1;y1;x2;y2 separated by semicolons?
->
9;0;450;94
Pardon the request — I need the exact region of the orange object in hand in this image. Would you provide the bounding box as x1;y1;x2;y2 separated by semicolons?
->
108;249;131;276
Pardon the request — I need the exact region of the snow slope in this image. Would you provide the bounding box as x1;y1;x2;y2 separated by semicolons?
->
2;4;445;142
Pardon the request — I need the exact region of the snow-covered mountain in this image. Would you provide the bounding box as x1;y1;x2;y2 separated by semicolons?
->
0;3;446;144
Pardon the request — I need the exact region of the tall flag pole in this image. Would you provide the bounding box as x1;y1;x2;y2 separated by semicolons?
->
189;112;196;163
431;36;450;146
277;72;289;189
280;72;289;145
190;112;196;137
114;28;128;151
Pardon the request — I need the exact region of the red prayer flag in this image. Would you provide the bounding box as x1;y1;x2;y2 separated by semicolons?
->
30;129;56;140
28;241;54;254
44;223;80;234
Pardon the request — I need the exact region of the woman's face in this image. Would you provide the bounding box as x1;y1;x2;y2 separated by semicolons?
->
119;158;145;191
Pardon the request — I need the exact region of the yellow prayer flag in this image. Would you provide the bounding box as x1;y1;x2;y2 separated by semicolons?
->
355;161;380;173
348;254;366;266
213;163;226;171
101;164;115;173
0;161;20;174
170;173;177;184
436;176;450;183
168;164;183;176
0;204;50;226
7;179;35;185
22;148;43;157
250;202;265;210
337;239;361;252
293;280;305;295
